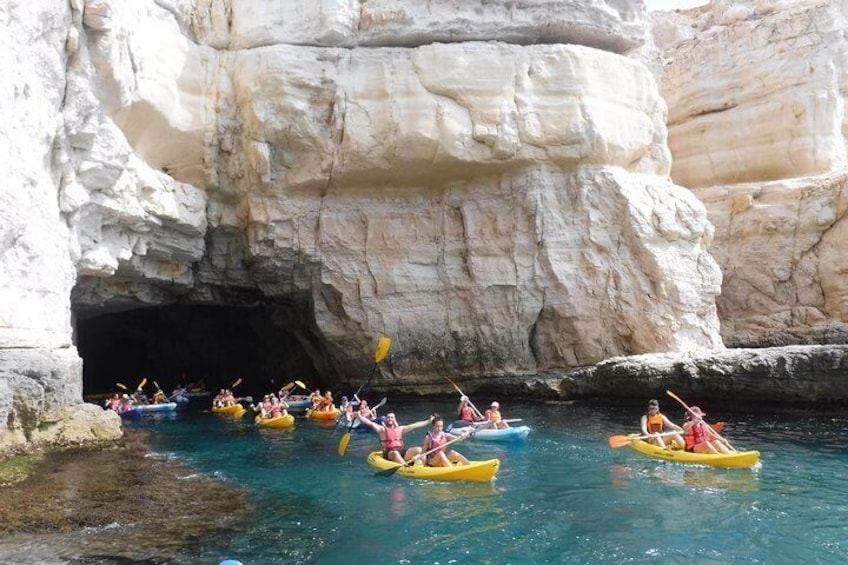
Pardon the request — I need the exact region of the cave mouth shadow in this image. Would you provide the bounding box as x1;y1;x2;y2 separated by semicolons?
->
74;304;319;398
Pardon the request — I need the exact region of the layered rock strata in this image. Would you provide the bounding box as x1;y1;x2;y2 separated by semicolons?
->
653;0;848;347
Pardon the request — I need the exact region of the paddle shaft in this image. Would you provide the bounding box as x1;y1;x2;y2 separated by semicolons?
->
666;390;737;450
609;430;683;448
339;338;391;457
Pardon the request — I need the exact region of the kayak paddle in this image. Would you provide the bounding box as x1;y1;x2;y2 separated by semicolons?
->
338;337;391;456
231;377;243;389
609;430;684;449
666;390;737;451
116;383;127;390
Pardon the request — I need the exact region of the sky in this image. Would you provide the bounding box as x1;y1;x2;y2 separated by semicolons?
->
644;0;710;10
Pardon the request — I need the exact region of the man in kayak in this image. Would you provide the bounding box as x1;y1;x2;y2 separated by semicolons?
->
423;416;470;467
640;399;685;450
682;406;734;454
359;412;434;464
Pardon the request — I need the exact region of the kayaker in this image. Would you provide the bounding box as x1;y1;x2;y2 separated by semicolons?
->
339;396;354;425
682;406;734;454
104;393;121;411
132;387;149;406
213;389;227;408
359;412;433;464
457;396;483;423
321;391;335;411
485;401;509;429
423;416;470;467
640;399;685;450
117;394;134;413
152;389;166;404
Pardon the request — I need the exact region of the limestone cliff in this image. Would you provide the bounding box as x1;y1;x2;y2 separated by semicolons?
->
2;0;729;454
652;0;848;347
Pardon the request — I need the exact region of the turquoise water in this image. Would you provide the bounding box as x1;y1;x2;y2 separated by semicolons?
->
132;399;847;564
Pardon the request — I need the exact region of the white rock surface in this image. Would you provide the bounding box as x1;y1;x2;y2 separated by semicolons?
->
654;0;848;345
0;0;735;455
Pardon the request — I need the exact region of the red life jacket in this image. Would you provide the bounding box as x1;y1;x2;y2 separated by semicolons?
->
460;406;475;422
685;422;708;451
426;432;448;455
382;425;404;451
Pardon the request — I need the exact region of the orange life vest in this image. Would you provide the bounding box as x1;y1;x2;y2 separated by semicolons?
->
646;412;664;433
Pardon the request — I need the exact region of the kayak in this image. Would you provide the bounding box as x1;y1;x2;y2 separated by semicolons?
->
468;425;531;442
366;452;500;482
285;398;312;412
626;437;760;468
212;404;246;417
255;414;295;429
118;402;177;419
134;402;178;413
306;407;341;421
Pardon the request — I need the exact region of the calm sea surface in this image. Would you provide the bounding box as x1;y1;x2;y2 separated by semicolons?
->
62;399;848;563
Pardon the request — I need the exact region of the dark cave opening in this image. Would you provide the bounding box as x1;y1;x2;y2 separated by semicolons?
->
75;304;320;398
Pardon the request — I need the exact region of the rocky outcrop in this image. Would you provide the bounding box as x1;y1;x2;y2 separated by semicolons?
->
652;0;848;347
8;0;848;457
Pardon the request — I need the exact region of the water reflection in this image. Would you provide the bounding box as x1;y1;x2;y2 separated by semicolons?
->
611;462;760;493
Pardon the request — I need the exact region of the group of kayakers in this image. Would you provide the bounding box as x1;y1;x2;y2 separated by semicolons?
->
104;386;170;414
640;398;734;454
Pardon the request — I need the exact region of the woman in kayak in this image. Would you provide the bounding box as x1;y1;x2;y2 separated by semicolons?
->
485;401;509;429
682;406;734;454
423;416;470;467
457;396;483;423
640;399;685;449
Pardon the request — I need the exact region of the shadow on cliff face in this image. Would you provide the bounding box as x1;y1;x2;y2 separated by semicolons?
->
0;429;252;562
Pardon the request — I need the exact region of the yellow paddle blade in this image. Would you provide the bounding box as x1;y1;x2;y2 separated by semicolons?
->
116;383;127;390
232;377;242;389
338;431;352;456
137;378;147;390
374;336;391;363
295;380;307;390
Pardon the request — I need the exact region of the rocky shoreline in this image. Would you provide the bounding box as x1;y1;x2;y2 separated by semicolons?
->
0;429;252;563
374;345;848;406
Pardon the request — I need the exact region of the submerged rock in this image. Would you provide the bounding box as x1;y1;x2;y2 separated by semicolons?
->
0;429;252;562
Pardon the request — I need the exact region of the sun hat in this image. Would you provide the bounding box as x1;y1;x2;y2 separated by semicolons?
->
491;401;499;408
690;406;705;416
460;396;468;402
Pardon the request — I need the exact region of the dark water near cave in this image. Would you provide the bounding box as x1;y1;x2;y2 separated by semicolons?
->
15;399;848;563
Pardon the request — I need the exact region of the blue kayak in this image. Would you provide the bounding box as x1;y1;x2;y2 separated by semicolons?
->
119;403;178;418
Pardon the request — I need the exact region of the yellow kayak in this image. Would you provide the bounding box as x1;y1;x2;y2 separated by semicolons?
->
626;437;760;468
366;452;500;482
212;404;246;417
306;407;341;421
255;414;295;429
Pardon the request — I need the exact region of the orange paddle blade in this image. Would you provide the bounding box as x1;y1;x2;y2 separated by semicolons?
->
712;422;726;433
609;435;636;449
282;382;295;391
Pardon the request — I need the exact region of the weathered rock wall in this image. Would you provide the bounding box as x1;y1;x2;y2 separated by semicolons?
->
1;0;734;454
653;0;848;347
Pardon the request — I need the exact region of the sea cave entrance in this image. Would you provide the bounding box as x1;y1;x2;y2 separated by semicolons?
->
74;303;322;399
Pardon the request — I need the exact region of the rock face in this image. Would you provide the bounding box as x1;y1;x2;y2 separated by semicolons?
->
10;0;846;454
653;0;848;347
